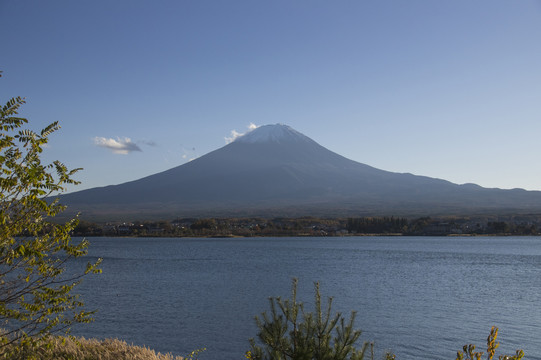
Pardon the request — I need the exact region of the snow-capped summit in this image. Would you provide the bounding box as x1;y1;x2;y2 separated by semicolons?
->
236;123;313;144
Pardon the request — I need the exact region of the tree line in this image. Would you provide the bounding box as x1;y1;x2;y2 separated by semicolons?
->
72;215;541;237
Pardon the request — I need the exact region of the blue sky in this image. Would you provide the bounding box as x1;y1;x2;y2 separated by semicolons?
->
1;1;540;192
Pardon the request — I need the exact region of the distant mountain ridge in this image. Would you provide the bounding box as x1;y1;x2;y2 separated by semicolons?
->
60;124;541;220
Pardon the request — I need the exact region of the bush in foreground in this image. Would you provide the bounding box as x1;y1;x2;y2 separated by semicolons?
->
456;326;524;360
247;278;380;360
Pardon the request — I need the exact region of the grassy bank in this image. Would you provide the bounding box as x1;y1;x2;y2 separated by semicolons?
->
0;335;187;360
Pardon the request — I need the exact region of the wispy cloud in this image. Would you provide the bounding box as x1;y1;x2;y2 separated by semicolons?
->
94;137;142;155
225;130;243;144
225;122;259;144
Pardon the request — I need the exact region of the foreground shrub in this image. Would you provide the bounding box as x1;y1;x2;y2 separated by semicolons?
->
456;326;524;360
247;278;377;360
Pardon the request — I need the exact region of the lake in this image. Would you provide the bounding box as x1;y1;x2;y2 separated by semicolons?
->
70;236;541;359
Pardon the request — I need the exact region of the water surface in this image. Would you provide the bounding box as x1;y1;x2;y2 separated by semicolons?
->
72;236;541;359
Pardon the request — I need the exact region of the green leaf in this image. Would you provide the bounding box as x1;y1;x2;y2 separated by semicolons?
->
0;91;100;352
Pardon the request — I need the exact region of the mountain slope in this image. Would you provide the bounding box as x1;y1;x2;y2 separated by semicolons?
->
60;124;541;220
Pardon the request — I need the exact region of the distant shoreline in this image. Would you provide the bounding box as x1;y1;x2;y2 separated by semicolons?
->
72;215;541;238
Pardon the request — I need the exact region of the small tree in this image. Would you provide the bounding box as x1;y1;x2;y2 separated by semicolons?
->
247;278;372;360
456;326;524;360
0;90;101;356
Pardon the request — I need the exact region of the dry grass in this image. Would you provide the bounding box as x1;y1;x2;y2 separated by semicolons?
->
1;335;188;360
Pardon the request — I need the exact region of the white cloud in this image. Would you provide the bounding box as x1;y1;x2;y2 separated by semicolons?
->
94;137;142;155
225;123;259;144
225;130;243;144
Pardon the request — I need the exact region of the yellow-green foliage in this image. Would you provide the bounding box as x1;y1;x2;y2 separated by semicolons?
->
0;334;188;360
0;90;101;354
456;326;524;360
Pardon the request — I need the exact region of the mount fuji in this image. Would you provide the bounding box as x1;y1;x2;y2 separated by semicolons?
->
60;124;541;220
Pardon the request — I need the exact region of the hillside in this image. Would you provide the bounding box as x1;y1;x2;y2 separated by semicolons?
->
59;124;541;220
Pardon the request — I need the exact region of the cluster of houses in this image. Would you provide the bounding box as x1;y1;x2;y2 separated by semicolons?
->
73;216;541;237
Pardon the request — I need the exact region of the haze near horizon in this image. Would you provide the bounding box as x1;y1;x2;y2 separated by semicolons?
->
1;1;540;192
